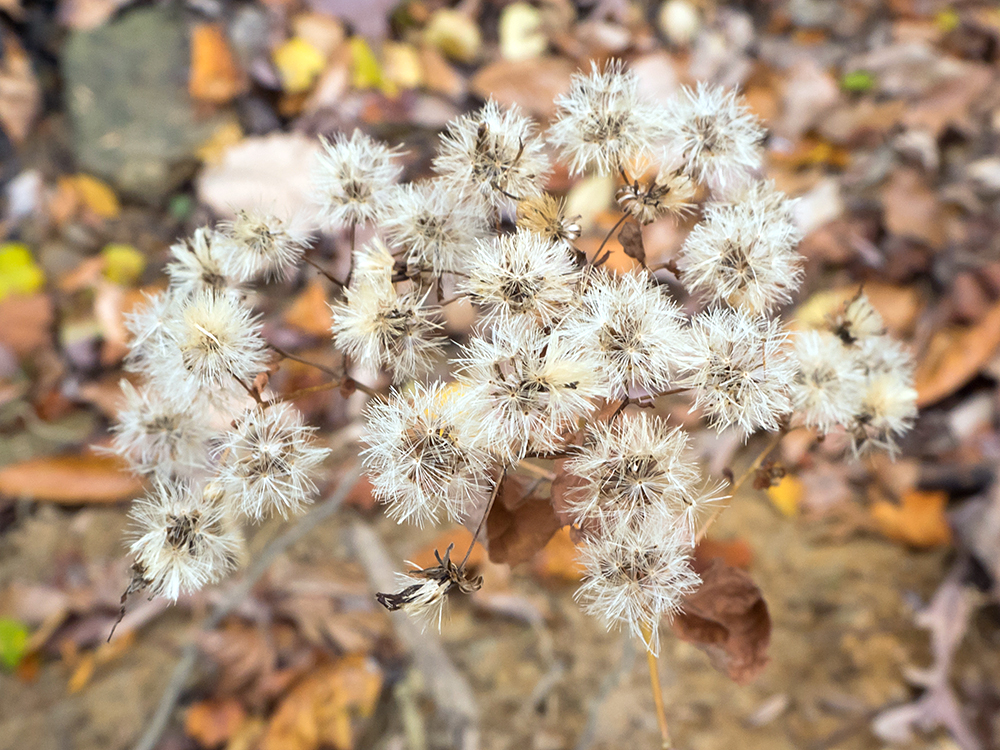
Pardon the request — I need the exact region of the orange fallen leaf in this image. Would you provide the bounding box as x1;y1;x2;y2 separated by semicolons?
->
186;698;248;749
0;293;53;356
260;656;382;750
882;167;945;249
283;280;332;337
410;527;484;570
914;299;1000;407
532;526;583;582
189;23;246;104
767;475;803;517
692;537;754;572
0;453;142;503
871;489;951;548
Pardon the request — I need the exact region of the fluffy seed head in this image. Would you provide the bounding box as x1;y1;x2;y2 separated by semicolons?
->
616;168;697;225
516;194;582;245
791;330;866;433
216;209;311;282
216;403;330;520
549;60;667;176
376;546;483;631
683;308;794;435
826;293;885;346
362;382;494;526
433;100;550;208
166;227;234;297
312;129;402;228
847;337;917;456
123;291;180;377
461;229;581;327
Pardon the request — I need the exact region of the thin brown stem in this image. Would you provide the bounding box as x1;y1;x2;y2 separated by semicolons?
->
695;427;787;543
302;256;346;288
461;468;505;568
592;214;629;267
263;376;380;409
270;344;340;377
232;373;263;405
640;621;672;749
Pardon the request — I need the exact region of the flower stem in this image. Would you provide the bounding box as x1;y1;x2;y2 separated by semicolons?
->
592;214;629;267
269;344;340;377
640;621;673;749
460;467;505;568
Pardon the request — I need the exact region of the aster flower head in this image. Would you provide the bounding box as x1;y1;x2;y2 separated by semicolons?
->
576;520;700;654
791;330;866;434
379;180;490;275
155;289;270;407
563;269;690;399
663;83;764;193
166;227;234;297
376;545;483;631
128;479;244;601
216;403;330;520
461;229;582;327
110;380;214;476
566;412;708;532
516;194;582;246
848;369;918;457
616;167;697;226
826;292;885;347
330;278;443;382
459;322;607;461
549;60;667;176
123;291;181;377
679;192;804;315
433;100;550;208
362;382;493;526
312;129;403;228
683;308;794;436
216;209;311;282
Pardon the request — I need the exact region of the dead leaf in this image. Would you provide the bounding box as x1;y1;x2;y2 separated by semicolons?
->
185;698;248;748
532;526;583;582
486;475;563;566
902;63;992;136
284;280;332;337
672;559;771;685
882;167;945;248
871;489;952;548
618;221;645;264
471;57;576;119
410;527;485;570
260;656;382;750
692;538;754;572
189;23;246;104
549;458;586;526
915;298;1000;406
0;293;53;356
0;30;41;144
0;453;141;503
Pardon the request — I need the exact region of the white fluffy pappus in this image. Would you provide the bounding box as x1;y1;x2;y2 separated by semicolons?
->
678;192;804;315
683;308;794;435
548;59;667;176
128;479;244;601
123;291;180;377
458;322;607;461
216;402;330;520
110;380;214;476
362;381;494;526
565;412;709;533
312;129;402;228
662;83;764;194
616;166;697;226
432;100;550;208
461;229;581;327
166;227;234;298
791;330;866;434
848;337;918;456
576;520;700;655
216;209;311;282
516;194;582;246
824;292;886;346
563;269;691;399
380;180;489;276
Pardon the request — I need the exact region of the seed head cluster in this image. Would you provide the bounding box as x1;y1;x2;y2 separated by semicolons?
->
112;60;917;653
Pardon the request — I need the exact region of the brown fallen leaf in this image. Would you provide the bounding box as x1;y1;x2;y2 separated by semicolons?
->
471;56;576;119
914;298;1000;407
882;167;945;249
0;29;41;144
259;656;382;750
0;452;141;503
618;221;645;264
190;23;247;104
871;489;952;549
185;698;248;749
672;559;771;685
692;538;754;572
283;280;333;337
0;293;53;357
486;475;563;567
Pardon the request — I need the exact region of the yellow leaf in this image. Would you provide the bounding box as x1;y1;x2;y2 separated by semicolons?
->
381;41;422;91
767;475;803;517
69;174;120;219
349;36;388;94
273;37;326;94
0;242;45;300
871;490;952;548
101;243;145;286
196;120;244;164
424;9;481;63
189;22;246;103
499;2;547;61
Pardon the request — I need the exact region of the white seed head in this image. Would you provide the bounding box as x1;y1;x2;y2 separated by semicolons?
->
128;479;244;601
433;100;550;208
380;180;490;276
683;308;794;435
563;269;690;399
616;167;697;225
663;83;764;193
461;229;581;327
679;191;804;315
216;403;330;520
362;382;493;526
166;227;235;298
110;380;213;476
516;194;582;245
216;209;311;282
848;337;917;456
790;330;866;434
312;129;402;228
123;291;181;377
824;293;886;346
549;60;667;176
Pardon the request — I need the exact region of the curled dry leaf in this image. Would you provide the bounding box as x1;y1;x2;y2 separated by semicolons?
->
671;559;771;685
0;452;141;503
618;221;645;264
486;474;563;567
870;489;952;549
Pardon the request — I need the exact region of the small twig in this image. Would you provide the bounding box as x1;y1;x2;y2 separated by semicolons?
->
591;214;629;267
302;256;346;288
133;466;362;750
695;427;787;543
263;375;381;409
640;622;673;749
231;373;263;405
516;460;556;481
461;468;505;568
269;344;340;377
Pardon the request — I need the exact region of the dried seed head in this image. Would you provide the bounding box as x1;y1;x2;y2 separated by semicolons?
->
312;129;402;228
516;194;582;245
166;227;234;297
216;209;311;282
616;168;697;225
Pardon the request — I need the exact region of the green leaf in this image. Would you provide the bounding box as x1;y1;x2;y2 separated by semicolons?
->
841;70;875;93
0;619;29;670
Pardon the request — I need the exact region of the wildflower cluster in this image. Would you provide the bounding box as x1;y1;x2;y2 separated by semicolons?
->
112;60;918;653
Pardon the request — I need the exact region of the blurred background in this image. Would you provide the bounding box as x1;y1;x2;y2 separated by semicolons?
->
1;1;1000;749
